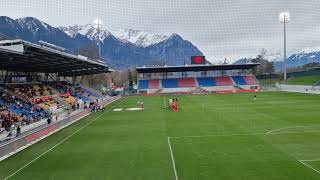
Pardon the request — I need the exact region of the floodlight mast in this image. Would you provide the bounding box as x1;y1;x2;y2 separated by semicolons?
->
279;12;290;82
93;19;103;59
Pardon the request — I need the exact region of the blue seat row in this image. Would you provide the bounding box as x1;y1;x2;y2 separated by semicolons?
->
81;88;101;98
138;80;149;89
162;79;178;88
232;76;247;85
197;77;216;87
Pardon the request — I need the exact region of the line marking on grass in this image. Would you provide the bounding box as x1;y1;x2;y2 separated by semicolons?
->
167;137;179;180
266;125;320;134
169;130;320;139
299;160;320;174
3;98;123;180
300;159;320;162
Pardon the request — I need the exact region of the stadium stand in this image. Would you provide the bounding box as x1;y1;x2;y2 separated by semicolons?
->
232;76;247;85
136;64;260;93
243;76;257;85
215;77;235;86
138;75;258;91
178;78;196;87
0;39;111;143
197;77;216;87
0;90;48;127
138;79;161;89
0;81;107;142
6;83;55;100
138;80;149;89
162;79;179;88
148;79;160;89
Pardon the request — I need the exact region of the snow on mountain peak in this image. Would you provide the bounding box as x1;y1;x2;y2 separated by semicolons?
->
16;17;51;34
263;50;282;62
111;28;168;47
299;46;320;54
60;25;170;46
61;24;111;41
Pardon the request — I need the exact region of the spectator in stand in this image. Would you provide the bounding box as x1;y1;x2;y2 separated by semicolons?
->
0;90;48;133
16;125;21;137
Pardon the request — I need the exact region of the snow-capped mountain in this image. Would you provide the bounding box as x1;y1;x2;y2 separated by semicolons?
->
61;25;169;47
234;48;320;72
111;28;168;47
0;16;203;69
271;47;320;71
60;24;111;42
264;50;282;62
233;50;282;64
299;46;320;54
16;17;50;35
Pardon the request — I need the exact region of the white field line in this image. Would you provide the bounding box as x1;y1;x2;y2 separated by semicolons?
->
266;125;320;134
169;130;320;139
3;98;123;180
300;159;320;162
167;137;179;180
170;133;320;177
299;160;320;174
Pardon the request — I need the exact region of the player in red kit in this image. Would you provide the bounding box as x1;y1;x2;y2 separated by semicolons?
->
171;101;178;112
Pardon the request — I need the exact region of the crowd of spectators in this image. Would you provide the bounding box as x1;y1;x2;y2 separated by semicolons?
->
49;81;73;94
1;82;105;141
8;84;53;99
85;101;104;112
0;91;49;137
0;113;18;133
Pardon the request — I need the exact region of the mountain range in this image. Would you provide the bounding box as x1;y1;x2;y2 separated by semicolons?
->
0;16;203;69
234;49;320;72
1;16;320;71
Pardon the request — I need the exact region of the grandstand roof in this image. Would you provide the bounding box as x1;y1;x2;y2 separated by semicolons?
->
0;39;109;76
136;64;260;73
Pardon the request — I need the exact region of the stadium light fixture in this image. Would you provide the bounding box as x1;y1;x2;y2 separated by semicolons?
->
279;12;290;82
93;18;103;58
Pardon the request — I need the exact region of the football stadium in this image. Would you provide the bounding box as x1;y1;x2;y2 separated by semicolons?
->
1;1;320;180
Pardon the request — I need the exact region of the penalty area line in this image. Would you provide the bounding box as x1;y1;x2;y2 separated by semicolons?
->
300;158;320;162
3;99;123;180
299;160;320;175
266;125;320;134
167;137;179;180
169;130;320;139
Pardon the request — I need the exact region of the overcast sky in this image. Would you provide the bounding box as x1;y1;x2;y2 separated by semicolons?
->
2;0;320;63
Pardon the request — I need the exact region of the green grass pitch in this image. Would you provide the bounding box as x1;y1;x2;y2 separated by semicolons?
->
1;92;320;180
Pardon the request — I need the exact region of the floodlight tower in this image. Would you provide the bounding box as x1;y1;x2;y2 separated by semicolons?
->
93;19;103;58
279;12;290;82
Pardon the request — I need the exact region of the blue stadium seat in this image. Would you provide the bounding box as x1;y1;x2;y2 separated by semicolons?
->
162;79;178;88
138;80;149;89
81;88;101;98
197;77;216;87
232;76;247;85
75;94;91;103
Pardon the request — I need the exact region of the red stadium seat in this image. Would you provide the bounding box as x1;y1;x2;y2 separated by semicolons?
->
243;76;257;85
178;78;196;87
214;77;234;86
148;79;160;89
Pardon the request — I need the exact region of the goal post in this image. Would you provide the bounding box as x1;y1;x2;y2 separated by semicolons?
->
161;93;169;109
